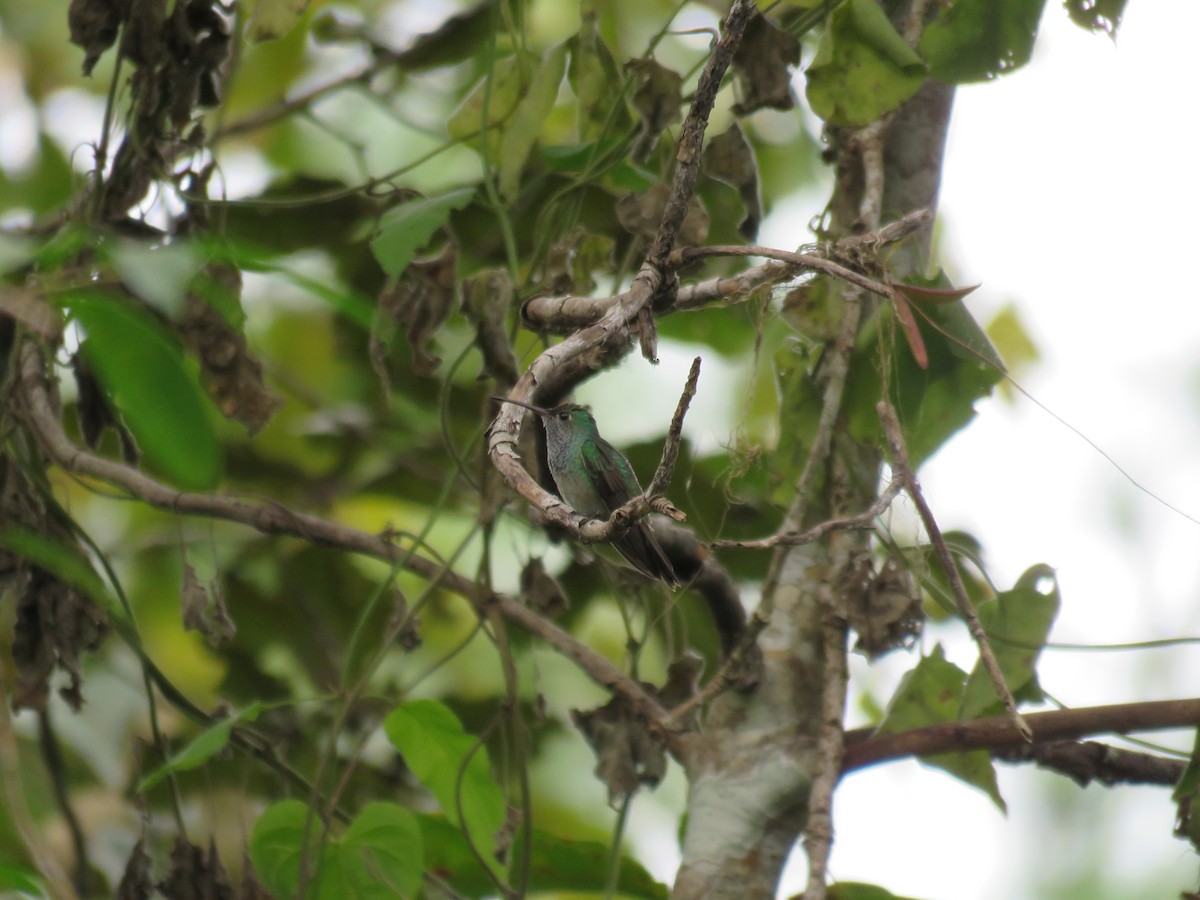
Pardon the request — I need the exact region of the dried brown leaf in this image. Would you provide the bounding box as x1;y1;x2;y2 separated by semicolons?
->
849;556;923;660
616;184;708;245
69;0;126;75
732;12;800;115
158;837;233;900
116;836;153;900
461;269;519;388
519;557;568;618
372;242;458;380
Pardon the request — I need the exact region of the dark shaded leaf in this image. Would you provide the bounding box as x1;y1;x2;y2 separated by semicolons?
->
395;3;494;71
372;242;458;379
629;58;683;158
68;0;123;75
568;12;631;140
461;268;519;388
616;184;708;245
72;291;222;490
1065;0;1126;36
158;837;233;900
178;274;283;435
920;0;1047;83
703;124;763;240
116;837;152;900
519;557;568;617
732;11;801;114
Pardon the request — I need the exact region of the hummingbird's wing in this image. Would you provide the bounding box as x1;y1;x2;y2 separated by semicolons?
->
580;438;680;587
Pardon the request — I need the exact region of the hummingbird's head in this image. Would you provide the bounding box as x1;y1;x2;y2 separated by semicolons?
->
539;404;597;442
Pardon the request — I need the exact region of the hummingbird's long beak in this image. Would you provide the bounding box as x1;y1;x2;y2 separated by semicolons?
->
492;396;550;417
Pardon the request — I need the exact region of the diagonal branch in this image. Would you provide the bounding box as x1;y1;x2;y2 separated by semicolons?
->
14;341;670;729
878;399;1032;742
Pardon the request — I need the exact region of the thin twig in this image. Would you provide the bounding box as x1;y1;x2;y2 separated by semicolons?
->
877;399;1033;741
647;356;701;498
671;244;892;299
712;480;902;550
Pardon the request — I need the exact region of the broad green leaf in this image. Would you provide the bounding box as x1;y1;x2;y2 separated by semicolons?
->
0;862;47;898
844;271;1003;467
338;803;424;899
137;702;264;791
499;44;567;200
370;188;475;279
250;800;423;900
250;800;316;898
877;646;1006;811
960;565;1059;720
806;0;925;127
109;239;203;317
419;814;667;899
383;699;506;869
71;291;221;490
446;55;527;142
920;0;1047;83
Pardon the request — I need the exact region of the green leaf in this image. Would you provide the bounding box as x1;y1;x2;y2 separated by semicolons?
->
137;702;264;791
250;800;423;900
919;0;1048;83
499;44;567;201
844;271;1003;467
806;0;925;127
877;646;1006;811
419;815;667;900
446;55;527;143
70;291;221;490
568;14;631;140
0;862;47;898
960;565;1060;720
370;188;475;279
383;699;506;870
338;803;424;899
108;239;203;317
1064;0;1126;36
250;800;316;898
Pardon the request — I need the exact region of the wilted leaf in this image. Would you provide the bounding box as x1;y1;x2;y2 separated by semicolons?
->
920;0;1047;83
178;276;283;435
616;184;708;245
519;558;568;617
572;693;666;805
68;0;121;75
850;555;922;659
732;11;801;114
541;226;614;296
461;269;519;388
703;124;762;239
180;562;236;647
116;837;152;900
157;837;233;899
629;58;683;158
373;242;458;379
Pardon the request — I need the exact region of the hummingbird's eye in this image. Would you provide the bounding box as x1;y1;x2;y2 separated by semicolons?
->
558;412;569;420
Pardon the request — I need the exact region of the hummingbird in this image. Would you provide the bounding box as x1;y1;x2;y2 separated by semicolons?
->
500;399;680;588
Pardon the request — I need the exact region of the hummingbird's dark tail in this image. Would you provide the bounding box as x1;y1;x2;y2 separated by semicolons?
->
614;522;680;588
